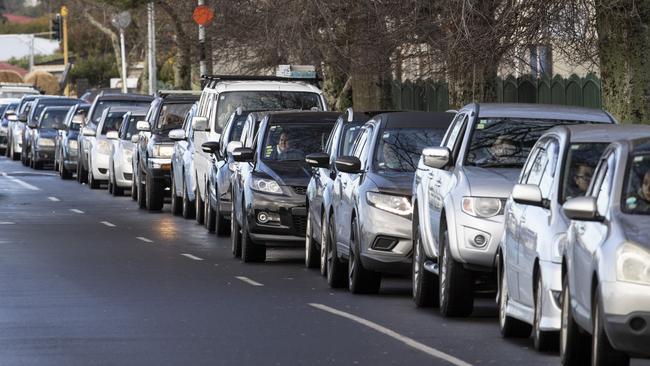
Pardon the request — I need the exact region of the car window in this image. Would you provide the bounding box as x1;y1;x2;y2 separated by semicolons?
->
520;145;542;184
91;100;151;125
339;123;363;157
561;143;608;202
352;127;370;159
526;143;549;186
156;103;193;131
100;111;127;135
622;153;650;215
375;127;446;173
121;114;143;140
261;122;333;161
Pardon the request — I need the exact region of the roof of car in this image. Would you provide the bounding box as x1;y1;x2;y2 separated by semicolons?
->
156;93;200;103
471;103;615;123
96;93;154;102
548;124;650;143
207;80;322;94
374;111;455;129
266;111;341;123
105;106;149;114
0;98;20;104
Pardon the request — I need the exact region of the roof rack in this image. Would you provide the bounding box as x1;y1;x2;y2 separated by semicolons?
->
200;74;322;89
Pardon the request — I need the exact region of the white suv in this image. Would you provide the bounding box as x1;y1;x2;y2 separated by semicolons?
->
190;75;328;223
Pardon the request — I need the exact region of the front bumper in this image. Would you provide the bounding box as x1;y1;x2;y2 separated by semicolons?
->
33;147;55;163
600;280;650;356
452;212;504;268
114;159;133;188
359;205;413;275
246;190;306;247
92;152;110;180
538;260;562;331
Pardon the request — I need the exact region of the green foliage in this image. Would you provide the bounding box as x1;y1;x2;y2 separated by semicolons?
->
7;53;64;70
0;15;49;34
70;54;119;88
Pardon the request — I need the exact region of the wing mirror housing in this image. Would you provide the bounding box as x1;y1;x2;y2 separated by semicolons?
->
18;112;28;122
201;141;220;154
136;120;150;132
106;131;119;140
82;127;96;137
232;147;254;162
226;140;243;155
191;116;209;132
27;120;38;128
131;135;140;143
563;196;602;222
512;184;549;208
72;115;85;125
6;110;17;121
306;152;330;168
422;147;450;169
335;156;362;174
168;129;186;141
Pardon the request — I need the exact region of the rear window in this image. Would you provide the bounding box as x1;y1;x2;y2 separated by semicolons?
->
156;102;193;131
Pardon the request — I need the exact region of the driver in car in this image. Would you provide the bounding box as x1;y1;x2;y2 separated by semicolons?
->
626;168;650;212
270;132;303;160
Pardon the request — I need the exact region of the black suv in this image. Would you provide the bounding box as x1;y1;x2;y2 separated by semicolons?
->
134;91;200;211
230;111;338;262
77;92;154;184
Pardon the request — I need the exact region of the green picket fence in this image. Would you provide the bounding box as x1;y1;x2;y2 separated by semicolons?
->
391;74;602;111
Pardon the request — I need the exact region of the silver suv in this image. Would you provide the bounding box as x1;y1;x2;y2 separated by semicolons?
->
412;103;616;317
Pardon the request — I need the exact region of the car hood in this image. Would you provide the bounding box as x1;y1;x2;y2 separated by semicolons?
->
257;160;312;187
620;215;650;252
461;166;521;198
367;171;414;196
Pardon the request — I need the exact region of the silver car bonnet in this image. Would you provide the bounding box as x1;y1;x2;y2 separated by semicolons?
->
461;166;521;198
367;172;413;196
619;214;650;251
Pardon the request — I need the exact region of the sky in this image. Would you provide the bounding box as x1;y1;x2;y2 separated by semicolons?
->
0;34;59;61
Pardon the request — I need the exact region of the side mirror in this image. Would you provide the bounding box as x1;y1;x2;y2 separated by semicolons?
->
192;116;209;132
422;147;450;169
168;129;186;141
232;147;254;162
306;152;330;168
335;156;362;173
82;127;96;136
512;184;546;207
27;121;38;128
18;113;27;122
106;131;119;140
131;135;140;143
226;140;243;154
72;115;85;125
201;141;220;154
563;196;602;222
7;114;18;121
136;120;150;132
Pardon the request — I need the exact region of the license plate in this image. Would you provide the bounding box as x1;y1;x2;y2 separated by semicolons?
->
161;163;171;171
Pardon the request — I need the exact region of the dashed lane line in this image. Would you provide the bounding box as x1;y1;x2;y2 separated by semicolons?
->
1;172;40;191
136;236;153;243
100;221;116;227
309;303;472;366
0;221;15;225
181;253;203;261
235;276;264;287
48;196;60;202
69;209;85;214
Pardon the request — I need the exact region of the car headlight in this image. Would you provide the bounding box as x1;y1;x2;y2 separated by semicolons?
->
251;177;282;195
37;138;55;148
124;149;133;162
68;140;78;150
366;192;412;216
152;144;174;158
616;242;650;286
98;139;112;154
462;197;503;218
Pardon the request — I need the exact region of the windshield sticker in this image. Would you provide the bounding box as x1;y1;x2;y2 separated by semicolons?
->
634;156;645;162
626;196;638;209
383;132;390;139
476;123;485;130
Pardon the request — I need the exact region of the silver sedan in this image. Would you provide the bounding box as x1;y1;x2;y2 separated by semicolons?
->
108;111;145;196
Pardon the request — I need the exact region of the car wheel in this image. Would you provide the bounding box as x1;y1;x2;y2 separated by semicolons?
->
559;275;590;365
439;223;474;317
348;218;381;294
137;171;147;209
319;213;328;277
11;144;19;161
170;177;182;216
88;162;100;189
107;173;114;194
592;286;629;366
498;258;532;337
195;185;205;225
60;158;72;180
145;174;164;211
305;210;319;269
182;179;195;219
214;190;230;236
412;215;439;307
33;160;42;170
130;173;137;200
326;215;348;288
205;196;216;233
241;215;265;263
78;157;88;184
231;205;242;258
533;273;559;351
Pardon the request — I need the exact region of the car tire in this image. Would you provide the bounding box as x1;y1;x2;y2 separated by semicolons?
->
439;223;474;317
498;259;533;337
305;210;319;269
33;160;42;170
111;168;124;196
145;175;164;211
319;213;328;277
241;216;265;263
88;162;100;189
182;179;195;219
131;174;137;201
11;144;19;160
592;286;629;366
413;215;439;307
231;206;242;258
214;191;230;236
205;197;216;233
78;156;88;184
195;185;205;225
326;215;348;289
170;177;182;216
137;171;147;209
533;273;559;351
559;275;590;365
348;218;381;294
60;158;72;180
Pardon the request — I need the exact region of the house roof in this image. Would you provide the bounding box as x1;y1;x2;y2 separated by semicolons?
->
0;62;28;76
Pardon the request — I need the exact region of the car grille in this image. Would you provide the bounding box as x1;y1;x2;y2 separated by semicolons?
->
99;168;107;174
292;186;307;195
123;173;133;180
292;215;307;236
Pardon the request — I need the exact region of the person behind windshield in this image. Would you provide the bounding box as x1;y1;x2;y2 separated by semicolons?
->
473;136;519;165
270;132;304;160
565;161;594;199
626;168;650;212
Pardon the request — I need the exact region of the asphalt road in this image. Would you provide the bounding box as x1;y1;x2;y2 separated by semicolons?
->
1;157;647;366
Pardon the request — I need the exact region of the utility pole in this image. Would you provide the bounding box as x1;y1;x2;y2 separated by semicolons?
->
61;6;69;96
198;0;207;77
111;11;131;94
147;2;157;95
29;34;34;73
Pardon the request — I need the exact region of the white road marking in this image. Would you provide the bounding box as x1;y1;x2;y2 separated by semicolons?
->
309;303;472;366
69;209;85;214
100;221;116;227
136;236;153;243
1;172;40;191
181;253;203;261
235;276;264;287
48;196;60;202
0;221;15;225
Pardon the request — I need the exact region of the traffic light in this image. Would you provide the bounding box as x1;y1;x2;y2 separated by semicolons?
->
52;13;62;41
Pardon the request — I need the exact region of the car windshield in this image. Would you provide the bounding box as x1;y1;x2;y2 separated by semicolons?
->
216;91;323;131
39;109;68;129
375;127;446;173
100;111;127;135
262;122;333;161
122;115;144;140
156;102;193;131
339;124;364;156
32;100;78;122
561;143;608;202
91;100;151;125
465;118;582;168
622;154;650;215
228;116;248;143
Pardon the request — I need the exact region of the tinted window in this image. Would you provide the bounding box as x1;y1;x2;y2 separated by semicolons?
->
0;104;8;116
156;103;193;131
262;122;333;161
228;116;248;143
622;154;650;215
39;109;68;129
100;111;127;134
465;118;580;168
339;124;364;156
561;143;608;202
375;127;446;173
216;91;322;131
91;100;151;125
121;115;143;140
32;100;79;122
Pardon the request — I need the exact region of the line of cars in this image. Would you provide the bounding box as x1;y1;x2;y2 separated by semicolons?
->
1;76;648;366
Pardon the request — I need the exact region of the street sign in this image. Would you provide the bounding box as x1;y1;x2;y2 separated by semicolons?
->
193;5;214;26
111;11;132;30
